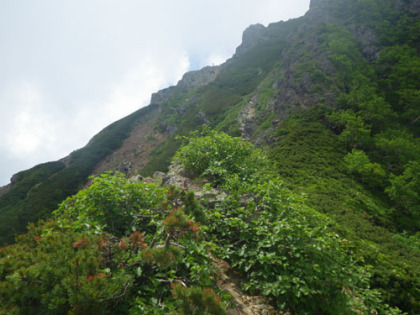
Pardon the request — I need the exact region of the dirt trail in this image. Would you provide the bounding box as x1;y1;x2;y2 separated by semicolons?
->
212;257;281;315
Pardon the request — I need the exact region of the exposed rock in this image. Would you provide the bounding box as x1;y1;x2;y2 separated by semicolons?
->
177;66;221;91
235;24;267;55
0;184;11;198
150;86;177;105
164;125;178;136
238;96;257;140
197;111;210;124
60;155;71;168
150;66;220;106
172;106;186;116
350;25;379;61
117;161;132;176
10;174;19;185
130;174;143;182
153;171;167;179
91;106;165;178
212;256;281;315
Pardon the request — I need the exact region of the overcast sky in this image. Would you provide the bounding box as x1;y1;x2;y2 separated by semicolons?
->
0;0;310;186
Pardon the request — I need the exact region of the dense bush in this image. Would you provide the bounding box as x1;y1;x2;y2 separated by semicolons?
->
269;108;420;313
0;173;225;314
174;129;399;314
1;131;404;314
174;128;268;185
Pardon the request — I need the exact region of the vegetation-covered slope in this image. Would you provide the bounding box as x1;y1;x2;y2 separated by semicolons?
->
0;105;158;244
0;0;419;312
0;131;404;314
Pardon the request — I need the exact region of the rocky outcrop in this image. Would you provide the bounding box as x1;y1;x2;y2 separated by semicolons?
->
177;66;221;90
0;184;10;198
150;86;178;106
235;24;267;55
238;96;257;140
150;66;220;106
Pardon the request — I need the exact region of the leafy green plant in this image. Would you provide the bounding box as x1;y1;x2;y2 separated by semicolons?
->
173;128;268;185
344;149;386;188
386;161;420;229
174;128;398;313
0;173;225;314
209;177;396;314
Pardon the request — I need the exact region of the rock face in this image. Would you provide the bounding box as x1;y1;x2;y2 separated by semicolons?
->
150;65;220;105
235;24;267;55
177;66;221;90
238;96;257;141
150;86;177;105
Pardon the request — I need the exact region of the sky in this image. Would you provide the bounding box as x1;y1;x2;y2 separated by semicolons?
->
0;0;310;186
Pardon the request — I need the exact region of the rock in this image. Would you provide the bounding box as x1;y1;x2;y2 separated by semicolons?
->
150;66;220;106
164;125;178;136
177;66;221;91
212;255;281;315
10;174;19;184
197;111;210;124
117;161;132;176
130;175;143;181
153;171;167;179
235;24;266;55
150;86;177;105
238;96;257;140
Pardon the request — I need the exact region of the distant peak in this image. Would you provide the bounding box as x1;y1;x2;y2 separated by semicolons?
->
235;24;266;55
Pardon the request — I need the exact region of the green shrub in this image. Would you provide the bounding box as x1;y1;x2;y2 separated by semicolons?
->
173;128;268;185
1;173;224;314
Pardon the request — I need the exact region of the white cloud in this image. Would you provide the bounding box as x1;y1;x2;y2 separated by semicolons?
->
71;52;191;140
0;0;310;185
1;83;51;155
104;53;190;120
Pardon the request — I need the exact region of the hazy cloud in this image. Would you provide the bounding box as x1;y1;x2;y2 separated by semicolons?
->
0;0;310;185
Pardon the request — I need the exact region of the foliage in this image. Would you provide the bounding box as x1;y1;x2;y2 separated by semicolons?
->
269;108;420;313
210;177;398;314
328;110;372;149
173;128;397;313
0;0;419;313
171;284;225;315
174;128;268;185
55;172;167;236
0;220;131;314
386;161;420;227
0;173;225;314
344;149;386;188
140;136;182;177
1;129;405;314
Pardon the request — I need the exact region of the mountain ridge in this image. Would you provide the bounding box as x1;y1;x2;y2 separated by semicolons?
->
1;0;419;312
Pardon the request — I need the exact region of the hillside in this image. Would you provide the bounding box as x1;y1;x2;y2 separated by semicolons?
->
0;0;419;313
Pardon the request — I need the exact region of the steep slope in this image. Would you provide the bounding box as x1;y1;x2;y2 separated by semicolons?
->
0;0;419;311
